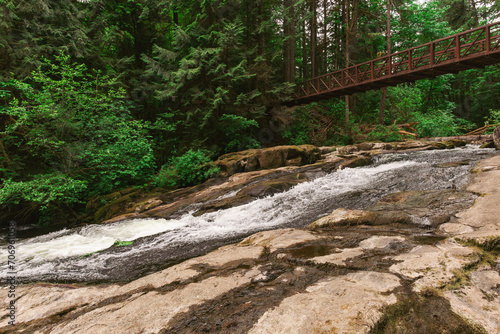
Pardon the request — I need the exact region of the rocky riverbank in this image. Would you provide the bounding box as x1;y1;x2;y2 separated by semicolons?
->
2;141;500;333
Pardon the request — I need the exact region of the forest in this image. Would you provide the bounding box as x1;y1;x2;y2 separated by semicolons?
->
1;0;500;226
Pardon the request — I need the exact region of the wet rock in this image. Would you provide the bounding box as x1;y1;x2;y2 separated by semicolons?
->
240;228;324;252
248;271;400;334
372;190;476;227
441;139;467;149
359;236;406;249
494;125;500;149
480;141;496;149
308;208;413;229
194;173;309;215
435;161;470;168
339;156;372;168
214;145;321;176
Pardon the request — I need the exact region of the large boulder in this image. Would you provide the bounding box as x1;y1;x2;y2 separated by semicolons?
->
214;145;321;177
494;125;500;149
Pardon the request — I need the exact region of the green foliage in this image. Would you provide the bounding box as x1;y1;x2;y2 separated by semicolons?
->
219;114;260;152
486;109;500;126
0;52;155;203
0;173;86;207
114;240;133;247
281;104;317;146
366;125;402;142
154;149;219;188
413;107;464;138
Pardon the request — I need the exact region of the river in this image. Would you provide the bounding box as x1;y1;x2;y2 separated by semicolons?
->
1;145;497;283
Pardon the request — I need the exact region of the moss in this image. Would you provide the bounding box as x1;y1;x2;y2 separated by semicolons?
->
370;290;488;334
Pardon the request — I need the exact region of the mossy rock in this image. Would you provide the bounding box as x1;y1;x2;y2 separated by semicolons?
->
441;139;467;149
480;141;496;149
340;156;372;169
214;145;320;177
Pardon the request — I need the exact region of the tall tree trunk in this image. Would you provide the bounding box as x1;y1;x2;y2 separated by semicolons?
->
283;0;295;83
345;0;349;124
302;5;308;80
379;0;390;125
311;0;317;78
470;0;480;26
323;0;328;73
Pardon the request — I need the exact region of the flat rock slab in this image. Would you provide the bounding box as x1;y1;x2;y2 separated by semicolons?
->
240;228;323;252
389;239;474;291
445;269;500;334
248;271;400;334
457;156;500;241
50;272;253;334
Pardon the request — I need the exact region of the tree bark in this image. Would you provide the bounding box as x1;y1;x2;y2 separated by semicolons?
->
283;0;295;83
379;0;390;125
323;0;328;74
311;0;317;78
345;0;349;124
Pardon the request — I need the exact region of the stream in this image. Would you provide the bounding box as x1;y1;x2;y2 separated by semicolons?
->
1;146;497;284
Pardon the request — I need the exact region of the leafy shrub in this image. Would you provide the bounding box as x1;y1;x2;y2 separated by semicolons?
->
486;109;500;126
366;125;402;142
0;173;87;207
154;149;219;188
413;106;468;138
219;114;260;152
1;52;155;197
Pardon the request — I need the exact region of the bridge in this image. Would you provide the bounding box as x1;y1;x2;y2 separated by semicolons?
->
294;21;500;104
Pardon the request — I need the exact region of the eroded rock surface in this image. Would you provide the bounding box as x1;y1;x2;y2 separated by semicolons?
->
2;145;500;333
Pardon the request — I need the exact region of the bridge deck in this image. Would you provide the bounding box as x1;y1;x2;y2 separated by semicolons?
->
293;21;500;104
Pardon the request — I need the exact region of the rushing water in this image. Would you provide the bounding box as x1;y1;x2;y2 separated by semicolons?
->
1;146;497;283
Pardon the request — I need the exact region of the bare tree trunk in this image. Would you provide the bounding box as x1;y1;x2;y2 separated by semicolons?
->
302;5;307;80
379;0;390;125
323;0;328;73
470;0;480;26
311;0;317;78
283;0;296;83
344;0;349;124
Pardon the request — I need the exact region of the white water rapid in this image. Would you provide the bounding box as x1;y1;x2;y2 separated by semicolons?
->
1;145;496;283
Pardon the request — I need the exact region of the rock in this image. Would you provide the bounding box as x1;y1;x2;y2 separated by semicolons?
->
457;155;500;241
372;190;476;227
337;145;359;155
308;208;413;229
480;141;496;149
215;145;321;177
318;146;335;154
248;272;400;334
494;125;500;149
388;238;474;291
311;236;406;266
445;269;500;334
435;161;470;168
311;247;364;265
439;223;475;235
240;228;323;252
339;156;372;168
441;139;467;149
49;273;254;334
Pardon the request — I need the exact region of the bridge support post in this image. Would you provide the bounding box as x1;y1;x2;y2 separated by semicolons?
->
487;25;491;52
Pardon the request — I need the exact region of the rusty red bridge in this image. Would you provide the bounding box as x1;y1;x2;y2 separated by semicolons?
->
294;21;500;104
